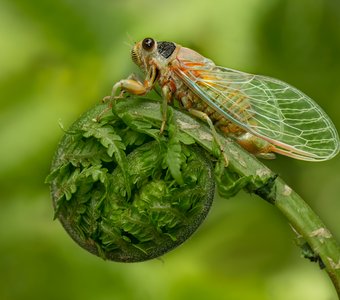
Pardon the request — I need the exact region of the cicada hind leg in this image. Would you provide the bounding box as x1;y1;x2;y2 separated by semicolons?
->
188;109;229;165
234;132;276;159
187;110;276;164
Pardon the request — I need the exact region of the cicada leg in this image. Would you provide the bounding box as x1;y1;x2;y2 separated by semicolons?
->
96;65;158;122
235;132;276;159
160;85;173;133
106;76;148;101
188;109;229;166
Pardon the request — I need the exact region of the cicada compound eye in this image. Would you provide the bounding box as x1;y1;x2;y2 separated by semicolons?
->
142;38;155;51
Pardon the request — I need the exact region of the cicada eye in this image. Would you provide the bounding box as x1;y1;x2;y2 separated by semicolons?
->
142;38;155;51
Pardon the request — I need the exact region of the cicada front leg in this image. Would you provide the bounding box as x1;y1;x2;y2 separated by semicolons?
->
103;74;148;103
96;65;158;122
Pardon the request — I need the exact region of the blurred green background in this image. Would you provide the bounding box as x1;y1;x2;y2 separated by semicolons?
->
1;0;340;299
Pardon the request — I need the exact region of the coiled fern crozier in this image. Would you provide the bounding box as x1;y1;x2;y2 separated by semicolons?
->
47;96;340;297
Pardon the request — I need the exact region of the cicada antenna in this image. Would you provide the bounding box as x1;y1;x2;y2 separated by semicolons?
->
124;32;136;48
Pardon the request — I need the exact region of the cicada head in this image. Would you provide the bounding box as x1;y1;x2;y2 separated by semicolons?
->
131;38;177;73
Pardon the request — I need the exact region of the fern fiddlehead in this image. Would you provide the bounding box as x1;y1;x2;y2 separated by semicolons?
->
47;99;216;262
47;96;340;296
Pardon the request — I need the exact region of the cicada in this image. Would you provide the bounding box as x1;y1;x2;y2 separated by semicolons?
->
109;37;340;161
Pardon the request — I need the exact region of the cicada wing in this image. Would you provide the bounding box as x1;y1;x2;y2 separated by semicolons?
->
175;63;340;161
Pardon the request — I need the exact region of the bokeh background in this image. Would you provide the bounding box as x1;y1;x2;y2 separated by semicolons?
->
1;0;340;299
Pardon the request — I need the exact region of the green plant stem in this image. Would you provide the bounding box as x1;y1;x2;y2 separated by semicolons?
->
114;97;340;297
274;178;340;296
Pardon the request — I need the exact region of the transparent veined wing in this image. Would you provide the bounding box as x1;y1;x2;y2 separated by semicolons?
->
175;62;340;161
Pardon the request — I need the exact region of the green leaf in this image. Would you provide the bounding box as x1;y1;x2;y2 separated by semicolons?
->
81;165;108;183
214;158;251;198
176;131;195;145
81;122;131;199
65;137;111;167
163;109;184;185
59;166;80;201
118;127;148;147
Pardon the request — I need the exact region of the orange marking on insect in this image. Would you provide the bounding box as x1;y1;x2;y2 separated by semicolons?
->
220;90;253;121
236;138;268;155
227;90;242;102
182;61;205;67
211;111;224;121
229;95;251;118
219;122;244;135
168;80;177;93
178;67;200;81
